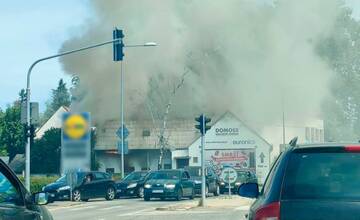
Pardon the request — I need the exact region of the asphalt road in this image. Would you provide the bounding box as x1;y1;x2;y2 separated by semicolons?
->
46;196;249;220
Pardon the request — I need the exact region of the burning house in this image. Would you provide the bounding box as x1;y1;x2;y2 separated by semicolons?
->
95;111;273;184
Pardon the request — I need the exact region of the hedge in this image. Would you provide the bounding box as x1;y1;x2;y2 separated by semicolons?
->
18;175;59;193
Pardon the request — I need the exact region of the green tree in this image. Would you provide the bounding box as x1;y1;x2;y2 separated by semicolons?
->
43;79;71;122
0;91;26;161
317;6;360;141
31;128;61;174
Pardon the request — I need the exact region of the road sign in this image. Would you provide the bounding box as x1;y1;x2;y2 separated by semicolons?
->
259;152;265;164
116;125;129;139
220;167;238;184
21;102;39;125
117;140;129;155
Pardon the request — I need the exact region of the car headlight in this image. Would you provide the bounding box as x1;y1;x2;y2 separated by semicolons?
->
58;186;71;191
164;184;176;189
220;182;225;186
235;182;241;186
194;180;202;184
127;183;137;189
144;184;151;189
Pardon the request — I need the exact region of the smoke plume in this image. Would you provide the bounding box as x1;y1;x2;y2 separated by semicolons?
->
60;0;341;126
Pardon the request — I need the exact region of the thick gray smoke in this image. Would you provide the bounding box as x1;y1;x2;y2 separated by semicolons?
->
60;0;341;126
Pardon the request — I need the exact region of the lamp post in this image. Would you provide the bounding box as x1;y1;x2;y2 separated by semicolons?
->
24;37;156;190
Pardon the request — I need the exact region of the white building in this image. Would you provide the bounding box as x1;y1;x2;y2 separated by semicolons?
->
35;106;70;139
172;112;272;184
96;112;273;184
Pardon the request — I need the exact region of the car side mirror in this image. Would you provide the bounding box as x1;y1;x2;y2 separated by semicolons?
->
33;192;48;205
238;182;259;198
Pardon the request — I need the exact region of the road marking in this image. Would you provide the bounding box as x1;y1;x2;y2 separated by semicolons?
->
98;206;123;211
69;205;97;211
117;208;154;217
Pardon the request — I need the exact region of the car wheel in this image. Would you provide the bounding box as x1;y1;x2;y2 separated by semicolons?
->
105;187;115;200
144;195;150;201
176;188;183;201
137;187;144;198
72;189;82;202
214;185;220;196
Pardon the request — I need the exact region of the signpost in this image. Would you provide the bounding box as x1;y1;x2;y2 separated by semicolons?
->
61;112;91;175
220;167;238;197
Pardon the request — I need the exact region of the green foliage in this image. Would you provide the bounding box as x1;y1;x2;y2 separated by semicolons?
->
0;91;26;161
31;128;61;174
18;175;59;193
317;6;360;141
43;79;71;123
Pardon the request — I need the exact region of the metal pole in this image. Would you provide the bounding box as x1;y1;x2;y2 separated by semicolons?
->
282;98;286;145
200;114;206;207
228;169;231;197
121;61;125;179
25;37;124;191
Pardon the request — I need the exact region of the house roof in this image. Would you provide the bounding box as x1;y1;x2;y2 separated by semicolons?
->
35;106;70;139
95;111;272;151
95;119;199;150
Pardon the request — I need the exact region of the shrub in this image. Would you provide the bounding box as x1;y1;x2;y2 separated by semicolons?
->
18;175;59;193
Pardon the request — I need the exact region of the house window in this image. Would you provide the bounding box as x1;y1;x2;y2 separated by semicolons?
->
193;157;198;163
143;129;151;137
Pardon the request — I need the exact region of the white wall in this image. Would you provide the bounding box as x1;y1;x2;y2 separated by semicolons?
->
175;113;272;184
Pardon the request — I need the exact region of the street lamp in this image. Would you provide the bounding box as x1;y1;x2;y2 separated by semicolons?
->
24;36;156;191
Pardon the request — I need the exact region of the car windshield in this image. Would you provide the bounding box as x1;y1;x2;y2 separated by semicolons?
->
186;167;201;177
124;172;146;181
282;152;360;200
149;171;180;180
56;175;66;183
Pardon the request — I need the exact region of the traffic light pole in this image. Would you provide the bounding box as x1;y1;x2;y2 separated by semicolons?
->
200;114;206;207
25;37;125;191
120;61;125;179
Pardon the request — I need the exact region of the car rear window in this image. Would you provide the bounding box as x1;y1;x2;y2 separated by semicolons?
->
282;152;360;200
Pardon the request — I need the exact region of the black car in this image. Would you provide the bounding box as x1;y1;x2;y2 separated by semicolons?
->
0;158;53;220
143;169;195;201
185;166;220;196
220;169;257;194
239;139;360;220
116;171;149;198
44;171;116;202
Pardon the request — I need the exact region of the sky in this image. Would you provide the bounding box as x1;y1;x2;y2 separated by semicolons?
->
0;0;360;112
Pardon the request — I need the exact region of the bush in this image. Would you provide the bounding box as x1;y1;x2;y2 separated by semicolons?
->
18;175;59;193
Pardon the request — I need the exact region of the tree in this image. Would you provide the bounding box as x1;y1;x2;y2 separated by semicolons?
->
317;6;360;141
43;79;71;122
0;90;26;161
31;128;61;174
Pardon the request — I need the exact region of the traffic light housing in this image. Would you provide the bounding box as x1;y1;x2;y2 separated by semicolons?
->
195;114;211;135
113;28;124;61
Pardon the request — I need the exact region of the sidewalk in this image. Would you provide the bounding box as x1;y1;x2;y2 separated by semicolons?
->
156;196;254;211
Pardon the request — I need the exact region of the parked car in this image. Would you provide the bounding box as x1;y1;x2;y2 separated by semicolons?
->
115;171;150;198
42;175;72;202
0;158;53;220
220;169;257;194
143;169;195;201
43;171;116;202
238;139;360;220
185;166;220;196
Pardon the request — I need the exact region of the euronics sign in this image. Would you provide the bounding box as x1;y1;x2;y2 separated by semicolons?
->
61;112;91;174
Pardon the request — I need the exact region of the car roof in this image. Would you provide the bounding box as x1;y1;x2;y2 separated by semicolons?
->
295;142;360;149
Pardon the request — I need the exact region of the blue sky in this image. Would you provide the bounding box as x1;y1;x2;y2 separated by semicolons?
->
0;0;90;111
0;0;360;112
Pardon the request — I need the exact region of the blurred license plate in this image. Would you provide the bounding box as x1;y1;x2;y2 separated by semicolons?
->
152;189;164;193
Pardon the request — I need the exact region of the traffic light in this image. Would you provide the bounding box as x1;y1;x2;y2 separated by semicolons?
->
113;28;124;61
195;114;211;135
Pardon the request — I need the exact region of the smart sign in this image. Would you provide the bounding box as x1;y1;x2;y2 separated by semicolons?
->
61;112;91;174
